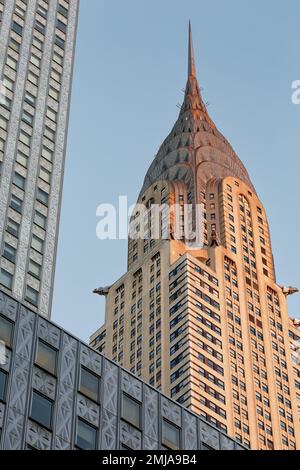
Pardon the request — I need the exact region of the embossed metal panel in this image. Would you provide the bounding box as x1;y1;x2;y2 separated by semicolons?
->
183;410;198;450
161;396;182;427
102;359;118;414
0;289;245;451
120;421;142;450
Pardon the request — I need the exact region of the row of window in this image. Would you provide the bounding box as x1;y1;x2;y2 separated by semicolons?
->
223;256;251;446
0;311;182;450
0;3;67;304
0;267;40;306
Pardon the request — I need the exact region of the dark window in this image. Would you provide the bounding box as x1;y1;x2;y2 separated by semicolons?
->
80;367;100;402
202;443;215;450
55;35;65;49
12;21;23;35
24;91;36;106
34;211;46;229
76;418;97;450
36;340;57;375
22;110;33;126
0;315;13;348
0;370;8;401
0;270;13;290
35;20;45;34
58;4;68;17
9;38;20;53
6;218;19;237
122;393;141;428
31;391;53;429
28;259;41;279
13;172;25;190
25;286;39;306
37;5;47;17
3;243;16;263
120;443;133;450
37;188;49;205
31;234;44;253
10;194;22;213
162;419;180;450
56;19;66;33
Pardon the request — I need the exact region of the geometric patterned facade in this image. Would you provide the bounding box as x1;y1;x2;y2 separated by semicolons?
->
0;0;79;318
0;288;245;450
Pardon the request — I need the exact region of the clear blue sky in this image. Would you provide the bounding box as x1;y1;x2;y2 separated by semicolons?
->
52;0;300;341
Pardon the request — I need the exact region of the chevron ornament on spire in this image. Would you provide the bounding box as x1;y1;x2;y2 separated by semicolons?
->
139;22;255;197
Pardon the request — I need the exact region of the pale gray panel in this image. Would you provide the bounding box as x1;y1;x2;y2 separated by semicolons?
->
119;421;142;450
55;395;73;443
26;420;52;450
0;0;15;76
102;359;118;414
121;370;142;401
144;385;158;440
3;303;35;451
161;396;181;426
8;307;35;416
8;355;30;413
183;410;197;450
80;343;102;375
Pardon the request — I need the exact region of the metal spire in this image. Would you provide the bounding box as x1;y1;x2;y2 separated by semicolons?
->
188;20;197;77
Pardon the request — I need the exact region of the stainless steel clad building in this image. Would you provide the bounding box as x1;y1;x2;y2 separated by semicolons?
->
0;289;245;451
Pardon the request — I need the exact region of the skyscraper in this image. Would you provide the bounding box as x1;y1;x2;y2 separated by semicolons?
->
0;0;79;318
90;24;300;449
